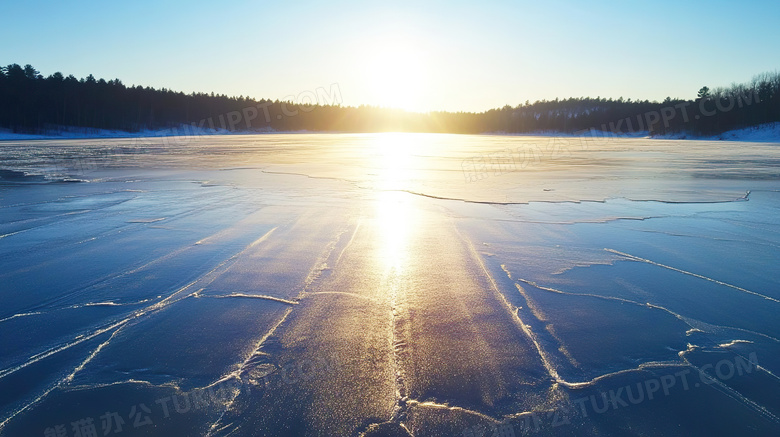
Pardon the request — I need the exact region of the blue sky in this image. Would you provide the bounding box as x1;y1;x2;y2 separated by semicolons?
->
1;0;778;112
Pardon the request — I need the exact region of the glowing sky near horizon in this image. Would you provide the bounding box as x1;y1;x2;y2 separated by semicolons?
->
1;0;779;112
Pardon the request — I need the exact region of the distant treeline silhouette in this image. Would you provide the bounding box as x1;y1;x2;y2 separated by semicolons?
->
1;63;778;136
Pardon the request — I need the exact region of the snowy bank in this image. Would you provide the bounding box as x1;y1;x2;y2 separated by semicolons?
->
0;125;279;141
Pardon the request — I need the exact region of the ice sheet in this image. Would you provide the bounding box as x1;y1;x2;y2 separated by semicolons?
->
1;134;779;436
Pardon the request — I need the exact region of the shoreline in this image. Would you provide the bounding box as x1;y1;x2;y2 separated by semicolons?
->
1;122;779;143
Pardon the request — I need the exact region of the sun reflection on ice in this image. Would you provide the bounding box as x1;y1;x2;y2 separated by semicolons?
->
373;132;415;187
376;190;413;270
372;133;419;271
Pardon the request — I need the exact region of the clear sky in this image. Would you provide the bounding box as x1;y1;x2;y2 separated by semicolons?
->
1;0;779;112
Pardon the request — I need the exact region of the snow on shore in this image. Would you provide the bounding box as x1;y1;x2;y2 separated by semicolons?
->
651;122;780;142
491;122;780;143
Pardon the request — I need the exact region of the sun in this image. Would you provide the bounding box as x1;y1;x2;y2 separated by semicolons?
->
362;39;429;112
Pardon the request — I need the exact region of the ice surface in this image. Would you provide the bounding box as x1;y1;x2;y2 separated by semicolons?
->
1;133;779;436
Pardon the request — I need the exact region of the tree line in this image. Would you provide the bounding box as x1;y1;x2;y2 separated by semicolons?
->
1;63;778;136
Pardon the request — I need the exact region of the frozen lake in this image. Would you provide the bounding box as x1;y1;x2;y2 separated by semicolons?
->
1;133;779;436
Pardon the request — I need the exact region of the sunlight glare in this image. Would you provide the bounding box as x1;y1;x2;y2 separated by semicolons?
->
363;40;429;112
